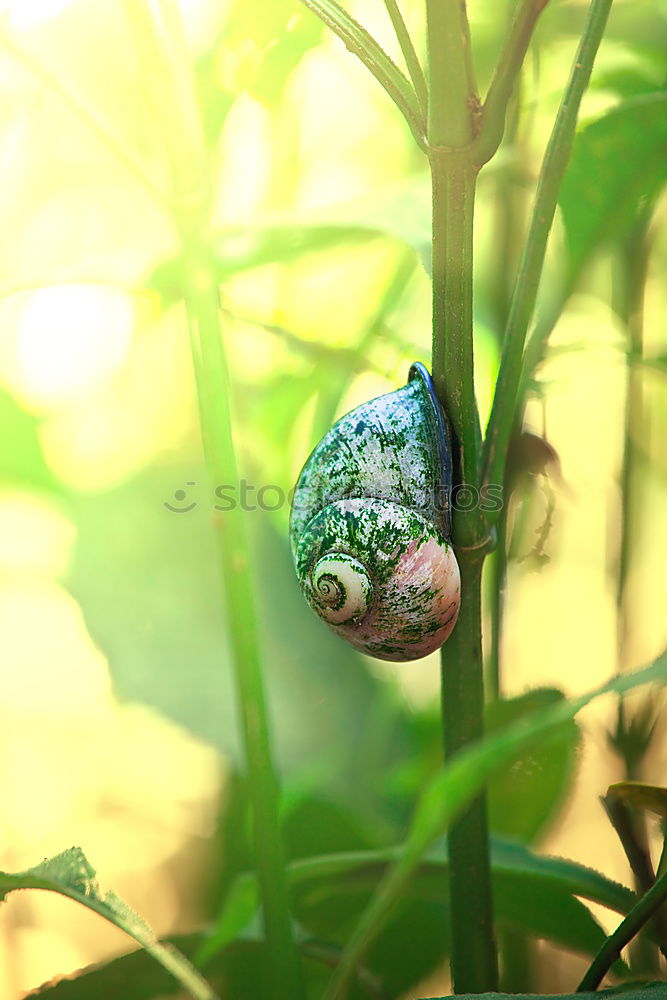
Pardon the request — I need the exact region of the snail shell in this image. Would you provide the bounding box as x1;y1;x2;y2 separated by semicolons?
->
289;363;460;662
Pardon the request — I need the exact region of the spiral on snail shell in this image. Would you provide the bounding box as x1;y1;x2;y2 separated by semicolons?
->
289;363;461;662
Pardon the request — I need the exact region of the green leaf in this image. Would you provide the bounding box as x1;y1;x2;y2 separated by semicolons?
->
419;985;667;1000
486;689;580;843
559;92;667;280
0;849;218;1000
24;841;637;1000
148;223;387;306
24;934;254;1000
222;0;323;105
289;839;630;978
66;474;380;772
0;388;57;492
299;0;425;147
328;654;667;990
203;837;633;989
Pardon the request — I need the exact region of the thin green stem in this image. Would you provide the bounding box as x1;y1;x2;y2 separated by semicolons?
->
603;789;667;967
472;0;551;166
486;509;507;701
482;0;614;506
578;866;667;991
615;220;650;669
0;32;165;207
382;0;428;118
300;0;427;149
613;222;655;972
125;4;304;998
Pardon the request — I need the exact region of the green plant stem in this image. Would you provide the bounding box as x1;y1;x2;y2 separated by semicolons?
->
615;219;650;669
481;0;614;505
441;555;498;990
382;0;428;117
499;926;533;991
472;0;551;166
426;3;496;991
125;5;304;999
426;0;477;148
613;221;656;973
321;657;667;1000
578;866;667;991
487;509;507;701
429;151;482;512
603;794;667;967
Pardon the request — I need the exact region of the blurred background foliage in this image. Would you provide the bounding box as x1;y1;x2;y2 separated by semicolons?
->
0;0;665;996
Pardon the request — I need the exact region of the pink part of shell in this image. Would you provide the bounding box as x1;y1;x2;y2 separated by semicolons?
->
336;535;461;662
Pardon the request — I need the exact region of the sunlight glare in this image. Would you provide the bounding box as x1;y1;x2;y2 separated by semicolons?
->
0;0;75;29
0;490;74;577
15;284;134;406
0;580;111;713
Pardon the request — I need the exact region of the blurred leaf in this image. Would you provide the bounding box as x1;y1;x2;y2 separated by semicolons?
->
223;1;323;105
283;795;378;861
381;688;579;844
25;934;254;1000
205;836;631;990
607;782;667;820
66;469;380;774
27;933;381;1000
299;0;425;146
420;985;667;1000
0;388;57;492
148;224;387;306
287;837;631;967
147;174;432;310
559;92;667;280
594;65;667;99
409;658;667;859
330;655;667;982
203;771;254;920
29;840;635;1000
1;850;218;1000
486;689;580;843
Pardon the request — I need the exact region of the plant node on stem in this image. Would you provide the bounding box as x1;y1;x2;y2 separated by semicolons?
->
426;0;498;991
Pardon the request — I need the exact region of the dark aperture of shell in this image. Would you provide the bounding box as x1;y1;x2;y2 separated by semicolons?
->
289;363;461;662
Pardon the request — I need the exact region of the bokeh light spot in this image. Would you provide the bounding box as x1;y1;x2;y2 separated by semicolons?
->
15;284;134;406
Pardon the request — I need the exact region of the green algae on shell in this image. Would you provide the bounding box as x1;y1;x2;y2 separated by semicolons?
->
290;364;460;662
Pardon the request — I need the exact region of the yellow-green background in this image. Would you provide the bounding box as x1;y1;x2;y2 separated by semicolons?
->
0;0;665;995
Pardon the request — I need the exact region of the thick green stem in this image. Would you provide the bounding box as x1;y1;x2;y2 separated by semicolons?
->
441;555;498;990
482;0;615;503
426;4;496;989
426;0;477;149
126;5;304;998
430;152;482;517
